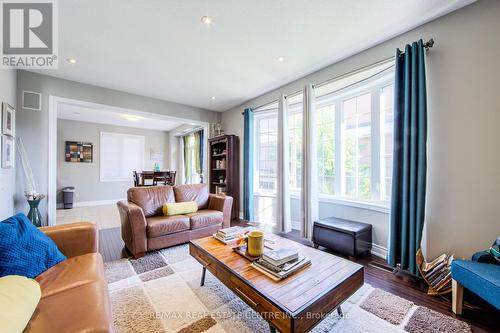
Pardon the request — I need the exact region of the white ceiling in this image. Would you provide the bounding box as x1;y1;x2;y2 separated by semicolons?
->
57;102;186;131
34;0;474;112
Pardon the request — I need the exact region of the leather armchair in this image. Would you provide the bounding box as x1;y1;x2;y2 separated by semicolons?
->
25;222;114;333
40;222;98;258
118;184;233;257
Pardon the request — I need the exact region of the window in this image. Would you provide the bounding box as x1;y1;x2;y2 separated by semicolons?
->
184;133;202;184
253;97;303;194
100;132;145;182
314;61;394;204
254;103;278;193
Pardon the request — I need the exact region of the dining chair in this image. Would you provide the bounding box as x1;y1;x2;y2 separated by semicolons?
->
166;171;176;186
133;171;140;187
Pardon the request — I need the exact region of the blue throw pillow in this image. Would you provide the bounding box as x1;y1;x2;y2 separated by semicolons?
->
0;213;66;278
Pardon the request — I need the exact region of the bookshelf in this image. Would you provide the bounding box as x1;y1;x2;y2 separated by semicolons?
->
209;134;239;220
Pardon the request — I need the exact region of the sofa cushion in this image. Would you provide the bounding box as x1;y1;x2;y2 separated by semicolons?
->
187;210;223;230
451;260;500;310
0;213;66;278
128;186;175;217
35;253;103;298
147;215;190;237
174;184;209;209
0;275;41;333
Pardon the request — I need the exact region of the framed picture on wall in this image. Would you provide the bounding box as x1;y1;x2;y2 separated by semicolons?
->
65;141;93;162
2;103;15;137
1;135;14;168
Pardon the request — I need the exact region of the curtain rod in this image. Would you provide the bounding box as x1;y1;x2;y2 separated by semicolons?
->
398;38;434;56
241;38;434;115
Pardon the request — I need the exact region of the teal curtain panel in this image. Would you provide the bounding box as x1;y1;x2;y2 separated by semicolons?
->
243;108;254;221
388;39;428;275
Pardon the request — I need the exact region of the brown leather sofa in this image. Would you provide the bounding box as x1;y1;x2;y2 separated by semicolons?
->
117;183;233;258
25;222;113;333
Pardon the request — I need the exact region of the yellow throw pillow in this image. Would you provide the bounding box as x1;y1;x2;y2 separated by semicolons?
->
163;201;198;216
0;275;41;333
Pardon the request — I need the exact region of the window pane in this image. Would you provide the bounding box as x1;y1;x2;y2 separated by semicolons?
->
255;113;278;193
342;93;372;199
316;104;335;195
380;85;394;201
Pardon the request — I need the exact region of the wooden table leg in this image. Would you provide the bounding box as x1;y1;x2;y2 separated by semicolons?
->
337;305;343;317
200;267;206;286
452;279;464;315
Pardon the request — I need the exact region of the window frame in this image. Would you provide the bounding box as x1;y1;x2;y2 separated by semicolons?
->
315;69;394;208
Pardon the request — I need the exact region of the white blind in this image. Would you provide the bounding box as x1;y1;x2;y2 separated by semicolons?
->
100;132;145;182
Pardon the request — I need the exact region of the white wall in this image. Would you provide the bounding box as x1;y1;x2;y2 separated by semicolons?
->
221;0;500;259
0;70;16;220
57;119;169;203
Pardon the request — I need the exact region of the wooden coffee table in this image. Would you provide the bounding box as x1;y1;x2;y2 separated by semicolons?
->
190;234;364;333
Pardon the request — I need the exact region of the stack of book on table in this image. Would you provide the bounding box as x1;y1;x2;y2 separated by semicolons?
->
421;253;454;292
213;226;252;245
251;248;311;281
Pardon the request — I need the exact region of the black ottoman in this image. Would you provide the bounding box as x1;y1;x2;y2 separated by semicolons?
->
312;217;372;258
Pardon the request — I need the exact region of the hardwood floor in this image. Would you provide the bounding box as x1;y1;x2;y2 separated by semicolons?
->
99;224;498;332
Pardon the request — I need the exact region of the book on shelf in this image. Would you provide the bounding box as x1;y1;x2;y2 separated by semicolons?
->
429;269;448;286
421;253;447;272
421;253;454;293
425;262;446;280
262;248;299;267
251;257;311;282
433;272;452;290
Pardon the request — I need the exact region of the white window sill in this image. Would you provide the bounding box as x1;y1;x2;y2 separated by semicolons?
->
253;192;390;214
318;195;390;214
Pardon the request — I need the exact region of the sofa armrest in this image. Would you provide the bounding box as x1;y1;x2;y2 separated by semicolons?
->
117;200;147;256
208;194;233;228
39;222;98;258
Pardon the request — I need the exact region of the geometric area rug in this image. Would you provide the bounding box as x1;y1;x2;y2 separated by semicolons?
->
104;244;471;333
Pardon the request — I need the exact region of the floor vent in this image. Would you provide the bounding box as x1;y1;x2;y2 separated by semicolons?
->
369;261;397;273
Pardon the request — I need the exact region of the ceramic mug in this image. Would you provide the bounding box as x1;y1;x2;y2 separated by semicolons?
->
247;230;265;257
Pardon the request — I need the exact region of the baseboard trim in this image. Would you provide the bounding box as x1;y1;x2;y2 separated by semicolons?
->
371;243;388;260
56;199;125;209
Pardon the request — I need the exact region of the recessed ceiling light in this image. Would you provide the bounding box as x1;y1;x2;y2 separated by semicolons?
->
210;96;216;100
276;56;285;62
201;16;214;25
124;115;142;121
66;58;77;64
